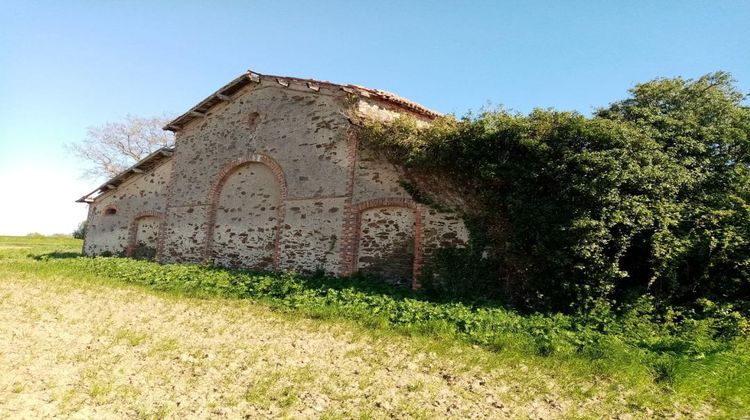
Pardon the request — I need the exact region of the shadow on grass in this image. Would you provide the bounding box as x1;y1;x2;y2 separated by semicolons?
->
32;252;82;261
241;267;509;311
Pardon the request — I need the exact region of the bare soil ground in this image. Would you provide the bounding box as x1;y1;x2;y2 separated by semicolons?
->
0;275;580;419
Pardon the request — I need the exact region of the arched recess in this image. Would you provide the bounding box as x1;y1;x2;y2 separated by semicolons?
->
204;153;287;270
126;211;163;260
102;205;118;216
347;198;423;288
97;204;120;232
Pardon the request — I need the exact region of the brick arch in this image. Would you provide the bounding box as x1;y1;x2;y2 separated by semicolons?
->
203;153;288;268
126;211;164;257
342;197;424;289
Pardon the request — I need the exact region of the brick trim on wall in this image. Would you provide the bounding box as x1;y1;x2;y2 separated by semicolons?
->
203;153;288;268
338;129;360;277
126;211;164;257
340;197;424;290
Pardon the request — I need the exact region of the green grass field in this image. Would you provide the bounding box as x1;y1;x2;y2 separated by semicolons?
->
0;235;747;418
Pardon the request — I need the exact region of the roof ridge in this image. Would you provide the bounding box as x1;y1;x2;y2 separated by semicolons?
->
164;70;440;131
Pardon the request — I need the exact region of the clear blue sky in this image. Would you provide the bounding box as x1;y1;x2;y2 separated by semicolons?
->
1;0;748;235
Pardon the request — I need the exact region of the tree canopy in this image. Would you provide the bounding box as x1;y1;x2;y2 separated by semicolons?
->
362;72;750;313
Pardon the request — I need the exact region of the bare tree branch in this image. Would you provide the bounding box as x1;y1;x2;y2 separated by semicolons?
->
67;114;174;180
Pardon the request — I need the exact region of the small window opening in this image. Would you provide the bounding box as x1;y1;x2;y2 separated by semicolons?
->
104;208;117;216
247;111;261;131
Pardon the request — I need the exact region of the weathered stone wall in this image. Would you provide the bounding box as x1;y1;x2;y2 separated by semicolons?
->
84;77;469;287
160;79;352;274
211;162;281;270
84;159;172;256
421;209;469;263
356;206;416;286
133;216;160;259
343;127;470;283
352;146;412;202
279;197;346;273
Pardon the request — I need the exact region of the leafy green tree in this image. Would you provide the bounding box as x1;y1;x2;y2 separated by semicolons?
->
73;220;87;240
361;72;750;312
598;72;750;306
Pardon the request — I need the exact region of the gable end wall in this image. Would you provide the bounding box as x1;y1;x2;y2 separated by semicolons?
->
83;79;469;287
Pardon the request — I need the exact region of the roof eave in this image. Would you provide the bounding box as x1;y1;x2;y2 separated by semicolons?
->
75;147;174;203
164;71;262;132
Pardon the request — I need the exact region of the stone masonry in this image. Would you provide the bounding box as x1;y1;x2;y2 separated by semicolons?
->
78;70;468;288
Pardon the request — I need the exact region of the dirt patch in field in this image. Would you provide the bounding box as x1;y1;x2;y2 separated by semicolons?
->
0;277;608;418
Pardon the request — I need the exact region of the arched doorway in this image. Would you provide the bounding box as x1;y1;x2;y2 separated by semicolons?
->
209;161;283;270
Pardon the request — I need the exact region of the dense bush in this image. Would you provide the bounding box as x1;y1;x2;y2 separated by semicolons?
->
72;221;87;240
361;72;750;313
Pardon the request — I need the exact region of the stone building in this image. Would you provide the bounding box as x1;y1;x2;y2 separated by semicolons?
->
77;70;468;287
